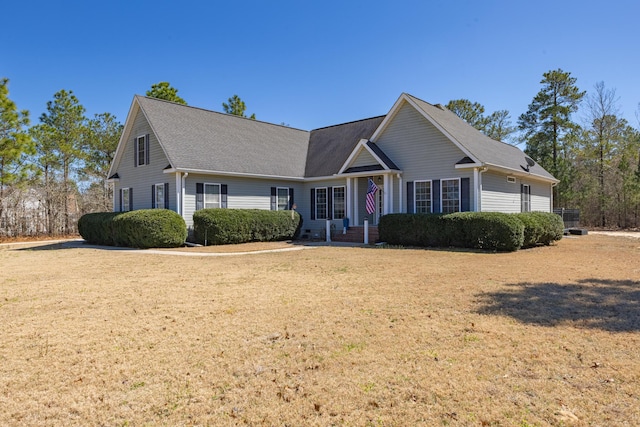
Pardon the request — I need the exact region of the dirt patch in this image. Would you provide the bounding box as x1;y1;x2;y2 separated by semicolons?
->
1;234;639;425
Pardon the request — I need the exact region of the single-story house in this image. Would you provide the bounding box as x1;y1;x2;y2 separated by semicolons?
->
107;93;558;238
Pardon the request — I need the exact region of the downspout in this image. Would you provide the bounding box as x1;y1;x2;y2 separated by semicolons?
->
475;166;488;212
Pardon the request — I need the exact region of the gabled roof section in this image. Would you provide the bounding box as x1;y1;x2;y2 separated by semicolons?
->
338;139;400;175
305;116;385;177
120;96;311;178
372;93;558;182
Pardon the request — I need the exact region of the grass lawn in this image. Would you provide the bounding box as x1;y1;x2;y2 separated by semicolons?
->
1;235;639;426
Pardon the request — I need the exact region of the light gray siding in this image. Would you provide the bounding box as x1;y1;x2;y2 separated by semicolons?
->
113;113;174;212
302;178;350;231
481;171;552;213
349;149;379;168
375;102;473;212
183;174;304;229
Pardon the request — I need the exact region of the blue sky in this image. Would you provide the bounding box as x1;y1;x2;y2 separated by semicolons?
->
4;0;639;134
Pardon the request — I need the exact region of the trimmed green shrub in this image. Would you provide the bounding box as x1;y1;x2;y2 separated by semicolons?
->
193;209;302;245
78;209;187;248
78;212;120;246
379;211;525;252
113;209;187;248
516;212;564;247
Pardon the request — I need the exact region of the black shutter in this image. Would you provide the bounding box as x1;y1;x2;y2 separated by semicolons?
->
196;183;204;210
433;179;441;213
327;187;333;219
460;178;470;212
288;188;294;209
164;183;170;209
221;184;228;208
151;185;156;208
129;188;133;211
119;188;123;212
145;134;150;165
520;184;525;212
134;138;138;167
270;187;277;210
407;181;414;213
310;188;316;220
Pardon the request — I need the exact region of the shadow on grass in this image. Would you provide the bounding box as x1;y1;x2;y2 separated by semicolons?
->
475;278;640;332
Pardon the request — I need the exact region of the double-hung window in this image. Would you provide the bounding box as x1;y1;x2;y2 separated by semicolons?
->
332;186;345;219
441;178;460;213
153;184;165;209
414;180;432;213
121;188;131;212
135;135;149;166
277;187;289;210
315;188;328;220
204;183;221;209
521;184;531;212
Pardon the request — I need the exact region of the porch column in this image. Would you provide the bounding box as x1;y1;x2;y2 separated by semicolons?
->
175;173;182;214
383;174;391;215
346;177;352;224
353;178;359;226
398;174;403;213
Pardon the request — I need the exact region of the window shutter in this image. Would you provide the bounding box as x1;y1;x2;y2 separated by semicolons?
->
460;177;470;212
151;185;156;208
119;188;123;212
134;138;138;167
288;188;294;210
145;134;150;165
433;179;441;213
221;184;228;208
196;183;204;210
406;181;414;213
327;186;333;219
164;183;170;209
310;188;316;220
129;188;133;211
520;184;525;212
270;187;277;210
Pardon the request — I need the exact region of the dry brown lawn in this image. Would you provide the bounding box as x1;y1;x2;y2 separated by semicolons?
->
1;235;639;426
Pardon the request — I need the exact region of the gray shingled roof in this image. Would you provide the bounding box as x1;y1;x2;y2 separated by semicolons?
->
406;94;557;181
137;96;310;178
305;116;386;177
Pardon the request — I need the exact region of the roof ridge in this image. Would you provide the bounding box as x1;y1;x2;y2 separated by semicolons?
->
135;95;309;133
311;115;387;132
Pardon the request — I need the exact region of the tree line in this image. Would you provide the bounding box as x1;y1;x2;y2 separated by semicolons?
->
1;73;639;238
0;80;253;237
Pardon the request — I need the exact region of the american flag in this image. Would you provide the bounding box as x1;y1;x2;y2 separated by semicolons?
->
366;178;378;215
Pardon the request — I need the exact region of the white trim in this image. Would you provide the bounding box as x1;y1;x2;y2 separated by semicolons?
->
276;186;289;211
164;167;304;181
175;173;182;214
337;139;395;175
383;174;390;215
414;180;433;214
397;174;403;213
332;186;346;219
153;183;165;209
480;162;559;183
203;183;222;209
370;93;480;164
314;187;328;220
440;177;461;214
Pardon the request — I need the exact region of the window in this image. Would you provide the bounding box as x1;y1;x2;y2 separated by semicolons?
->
521;184;531;212
277;187;289;210
315;188;328;220
154;184;164;209
204;183;221;209
121;188;131;212
441;178;460;213
414;181;432;213
135;135;148;166
332;186;345;219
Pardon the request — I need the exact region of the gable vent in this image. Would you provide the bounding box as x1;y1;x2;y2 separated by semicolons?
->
507;176;516;184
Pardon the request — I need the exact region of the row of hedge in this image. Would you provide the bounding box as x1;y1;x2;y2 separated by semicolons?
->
193;208;302;245
78;209;187;249
378;211;564;252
